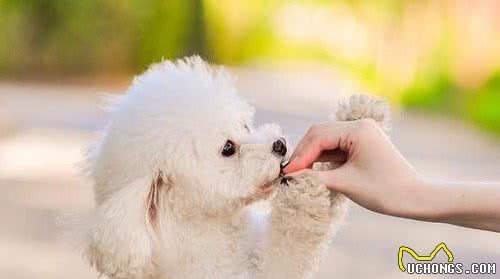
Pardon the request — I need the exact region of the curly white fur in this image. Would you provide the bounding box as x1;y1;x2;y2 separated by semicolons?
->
80;57;390;279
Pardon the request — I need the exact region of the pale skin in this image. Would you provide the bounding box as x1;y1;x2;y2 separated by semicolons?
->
283;119;500;233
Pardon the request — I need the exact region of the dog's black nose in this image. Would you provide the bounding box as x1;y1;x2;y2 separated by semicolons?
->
272;138;287;157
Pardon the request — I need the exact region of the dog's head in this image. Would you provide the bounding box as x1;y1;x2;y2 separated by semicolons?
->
85;57;287;277
90;57;286;213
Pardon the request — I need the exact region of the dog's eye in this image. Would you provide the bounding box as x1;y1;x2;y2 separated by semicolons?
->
244;124;250;132
221;140;236;157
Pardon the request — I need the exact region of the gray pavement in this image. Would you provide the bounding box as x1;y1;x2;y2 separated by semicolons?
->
1;68;500;279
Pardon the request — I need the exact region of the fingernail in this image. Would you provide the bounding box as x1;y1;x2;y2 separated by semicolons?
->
280;160;290;176
280;160;290;169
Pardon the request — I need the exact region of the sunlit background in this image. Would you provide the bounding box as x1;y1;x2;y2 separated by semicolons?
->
1;1;500;278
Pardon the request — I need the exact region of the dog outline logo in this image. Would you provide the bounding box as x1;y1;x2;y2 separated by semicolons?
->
398;242;454;272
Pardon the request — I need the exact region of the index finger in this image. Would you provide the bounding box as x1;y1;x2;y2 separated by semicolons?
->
283;123;343;173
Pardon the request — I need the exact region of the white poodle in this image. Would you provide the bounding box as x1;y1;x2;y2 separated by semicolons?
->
81;57;389;279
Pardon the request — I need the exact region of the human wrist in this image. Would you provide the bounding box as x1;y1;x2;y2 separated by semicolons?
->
402;177;457;223
393;176;445;222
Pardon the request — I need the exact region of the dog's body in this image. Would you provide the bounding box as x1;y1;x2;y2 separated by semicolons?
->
82;57;389;279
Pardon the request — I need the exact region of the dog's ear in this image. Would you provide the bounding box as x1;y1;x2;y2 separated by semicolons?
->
146;171;172;229
85;171;172;278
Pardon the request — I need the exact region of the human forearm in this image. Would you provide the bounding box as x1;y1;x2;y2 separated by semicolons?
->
409;179;500;232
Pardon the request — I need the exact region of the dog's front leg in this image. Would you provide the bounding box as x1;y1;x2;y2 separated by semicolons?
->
259;173;347;279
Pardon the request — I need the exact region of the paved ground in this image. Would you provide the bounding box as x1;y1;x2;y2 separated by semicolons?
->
1;68;500;279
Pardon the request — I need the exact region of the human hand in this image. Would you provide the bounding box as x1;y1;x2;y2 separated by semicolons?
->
283;119;500;232
283;119;422;218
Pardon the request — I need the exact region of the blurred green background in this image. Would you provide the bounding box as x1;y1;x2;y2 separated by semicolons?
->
2;2;500;279
1;0;500;132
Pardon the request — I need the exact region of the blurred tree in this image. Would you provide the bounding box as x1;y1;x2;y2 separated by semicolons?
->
1;0;500;133
467;72;500;133
135;0;206;70
0;0;205;76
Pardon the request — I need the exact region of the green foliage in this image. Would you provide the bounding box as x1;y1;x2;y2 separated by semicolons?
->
467;72;500;132
401;75;455;110
0;0;204;76
135;0;205;70
1;0;500;133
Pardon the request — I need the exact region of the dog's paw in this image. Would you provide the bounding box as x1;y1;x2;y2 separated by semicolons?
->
275;173;333;220
333;94;390;133
272;173;349;237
